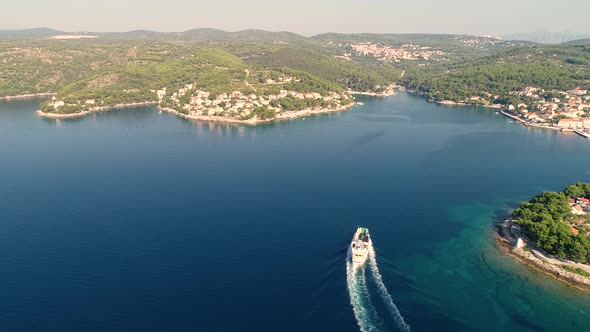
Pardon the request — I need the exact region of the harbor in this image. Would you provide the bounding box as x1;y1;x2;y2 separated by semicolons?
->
499;110;590;136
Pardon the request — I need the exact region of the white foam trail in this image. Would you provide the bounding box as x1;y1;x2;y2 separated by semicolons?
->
368;241;411;332
346;249;381;332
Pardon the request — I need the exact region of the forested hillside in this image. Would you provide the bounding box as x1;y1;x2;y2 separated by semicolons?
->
402;45;590;103
2;28;590;115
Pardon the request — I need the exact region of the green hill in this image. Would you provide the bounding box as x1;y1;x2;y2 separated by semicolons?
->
402;45;590;104
39;48;347;115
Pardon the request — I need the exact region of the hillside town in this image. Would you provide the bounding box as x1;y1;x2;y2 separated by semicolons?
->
456;36;529;49
346;43;446;62
458;36;503;47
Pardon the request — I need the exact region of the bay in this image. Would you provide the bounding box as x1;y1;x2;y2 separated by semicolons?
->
1;92;589;331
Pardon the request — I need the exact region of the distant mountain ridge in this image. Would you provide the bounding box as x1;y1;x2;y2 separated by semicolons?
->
503;31;590;44
1;27;583;44
0;27;307;41
0;27;64;38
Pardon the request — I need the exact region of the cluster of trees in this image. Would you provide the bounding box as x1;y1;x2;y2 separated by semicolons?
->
514;184;590;263
251;106;275;120
564;182;590;198
239;106;276;120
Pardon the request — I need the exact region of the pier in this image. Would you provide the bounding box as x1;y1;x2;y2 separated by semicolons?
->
574;129;590;139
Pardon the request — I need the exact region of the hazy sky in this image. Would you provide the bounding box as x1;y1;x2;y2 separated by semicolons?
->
3;0;590;36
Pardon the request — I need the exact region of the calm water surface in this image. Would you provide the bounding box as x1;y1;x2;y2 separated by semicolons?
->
1;93;589;331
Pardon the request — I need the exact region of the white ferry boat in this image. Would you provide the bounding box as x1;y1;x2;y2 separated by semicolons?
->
350;227;370;266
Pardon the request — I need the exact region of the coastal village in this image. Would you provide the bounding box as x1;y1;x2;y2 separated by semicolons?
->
499;86;590;136
508;87;589;125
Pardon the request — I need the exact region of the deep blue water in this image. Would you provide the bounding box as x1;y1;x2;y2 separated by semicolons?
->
1;93;590;332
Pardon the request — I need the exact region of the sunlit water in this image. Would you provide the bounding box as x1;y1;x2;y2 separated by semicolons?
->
1;93;590;331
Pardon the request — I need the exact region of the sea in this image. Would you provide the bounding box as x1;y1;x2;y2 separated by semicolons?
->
1;92;590;332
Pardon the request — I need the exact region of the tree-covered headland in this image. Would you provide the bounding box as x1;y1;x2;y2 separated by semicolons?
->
514;183;590;263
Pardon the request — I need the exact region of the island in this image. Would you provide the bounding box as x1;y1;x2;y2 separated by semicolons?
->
497;182;590;290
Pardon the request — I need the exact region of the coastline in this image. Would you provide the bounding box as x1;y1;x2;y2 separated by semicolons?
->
499;110;576;133
158;103;358;125
401;88;503;109
496;218;590;291
36;100;357;124
403;89;590;138
0;93;56;101
349;84;398;97
36;101;158;119
349;90;397;97
435;100;502;109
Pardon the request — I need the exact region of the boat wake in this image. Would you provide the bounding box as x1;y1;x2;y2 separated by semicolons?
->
346;243;411;332
346;250;383;332
368;241;411;332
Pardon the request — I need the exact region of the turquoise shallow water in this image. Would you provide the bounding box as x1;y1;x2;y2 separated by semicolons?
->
0;93;589;331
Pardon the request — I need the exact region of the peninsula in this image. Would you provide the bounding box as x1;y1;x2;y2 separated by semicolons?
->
497;182;590;290
32;47;356;123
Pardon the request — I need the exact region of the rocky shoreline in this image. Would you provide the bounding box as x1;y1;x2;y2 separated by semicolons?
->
496;218;590;291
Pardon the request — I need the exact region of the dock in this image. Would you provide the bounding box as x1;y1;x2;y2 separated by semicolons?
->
574;129;590;139
500;110;527;124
